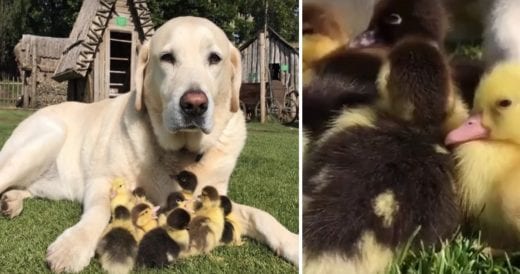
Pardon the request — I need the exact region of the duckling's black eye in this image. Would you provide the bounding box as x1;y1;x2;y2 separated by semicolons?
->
498;99;512;108
208;53;221;65
384;13;402;25
176;199;182;203
160;53;176;64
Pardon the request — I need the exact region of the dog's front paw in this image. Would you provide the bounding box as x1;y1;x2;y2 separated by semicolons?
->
1;189;30;218
46;227;95;273
276;232;299;266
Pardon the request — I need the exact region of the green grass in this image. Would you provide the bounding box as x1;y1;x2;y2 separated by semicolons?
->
390;232;520;274
0;109;298;273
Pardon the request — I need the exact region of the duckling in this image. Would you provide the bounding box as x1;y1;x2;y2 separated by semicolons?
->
96;206;138;274
161;191;188;213
219;195;243;246
349;0;448;48
175;170;198;201
302;3;349;85
446;62;520;251
110;178;135;213
136;208;191;268
131;203;160;240
132;187;154;208
303;0;461;144
188;186;225;254
304;38;460;274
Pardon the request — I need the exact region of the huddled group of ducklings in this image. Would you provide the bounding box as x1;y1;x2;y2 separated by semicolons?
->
95;171;242;274
303;0;520;273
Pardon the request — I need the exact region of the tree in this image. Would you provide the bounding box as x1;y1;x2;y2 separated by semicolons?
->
0;0;80;76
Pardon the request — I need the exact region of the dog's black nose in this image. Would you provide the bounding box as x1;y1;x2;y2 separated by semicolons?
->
180;90;208;116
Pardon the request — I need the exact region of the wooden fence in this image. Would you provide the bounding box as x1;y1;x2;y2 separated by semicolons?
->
0;75;23;108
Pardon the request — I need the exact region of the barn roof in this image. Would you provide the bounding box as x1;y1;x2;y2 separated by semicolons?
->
239;26;298;55
53;0;154;82
14;35;70;72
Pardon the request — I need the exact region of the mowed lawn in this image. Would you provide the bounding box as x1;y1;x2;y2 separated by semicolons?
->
0;109;298;273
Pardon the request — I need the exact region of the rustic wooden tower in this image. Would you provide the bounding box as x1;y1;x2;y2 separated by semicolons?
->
52;0;154;103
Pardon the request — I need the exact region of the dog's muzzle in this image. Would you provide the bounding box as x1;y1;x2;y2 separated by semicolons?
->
176;90;212;133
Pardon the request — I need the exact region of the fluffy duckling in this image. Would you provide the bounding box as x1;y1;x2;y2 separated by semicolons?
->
161;191;188;214
110;178;135;213
136;208;191;268
131;203;160;240
349;0;448;48
446;62;520;250
304;38;460;274
132;187;154;208
303;0;462;144
302;3;349;84
96;206;138;274
188;186;225;254
219;195;243;246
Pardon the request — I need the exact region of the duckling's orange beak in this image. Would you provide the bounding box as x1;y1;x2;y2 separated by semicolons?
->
445;114;489;146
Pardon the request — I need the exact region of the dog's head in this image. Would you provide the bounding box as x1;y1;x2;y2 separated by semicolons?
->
135;16;241;135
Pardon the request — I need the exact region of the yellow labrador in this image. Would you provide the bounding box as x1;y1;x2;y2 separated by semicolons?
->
0;17;298;272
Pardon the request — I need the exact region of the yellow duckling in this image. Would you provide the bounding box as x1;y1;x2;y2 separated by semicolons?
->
188;186;225;254
219;195;243;246
131;203;160;241
446;62;520;251
110;178;135;213
303;3;349;85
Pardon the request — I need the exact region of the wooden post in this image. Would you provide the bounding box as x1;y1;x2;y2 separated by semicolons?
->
259;30;266;123
22;70;28;108
30;42;37;108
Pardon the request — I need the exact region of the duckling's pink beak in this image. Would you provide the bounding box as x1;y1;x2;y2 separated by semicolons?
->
445;114;489;146
152;206;160;219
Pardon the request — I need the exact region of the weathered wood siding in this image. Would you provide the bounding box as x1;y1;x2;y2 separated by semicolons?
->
240;31;299;91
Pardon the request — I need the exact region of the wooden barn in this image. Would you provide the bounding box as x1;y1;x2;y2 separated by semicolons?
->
239;26;299;92
52;0;154;102
14;35;70;108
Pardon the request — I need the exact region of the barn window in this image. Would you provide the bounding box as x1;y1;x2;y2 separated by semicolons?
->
109;31;132;97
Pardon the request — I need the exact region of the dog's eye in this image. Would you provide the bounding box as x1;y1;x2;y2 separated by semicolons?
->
160;53;176;64
208;53;221;65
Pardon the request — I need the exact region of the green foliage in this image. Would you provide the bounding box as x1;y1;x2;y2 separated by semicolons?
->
0;0;81;75
0;0;297;75
390;232;520;274
147;0;297;44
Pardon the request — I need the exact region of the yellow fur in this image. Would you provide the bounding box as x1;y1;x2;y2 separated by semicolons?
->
303;34;343;74
372;190;399;228
167;228;190;255
110;178;135;212
134;209;158;240
225;213;243;246
304;231;394;274
189;199;225;254
318;107;377;145
454;62;520;249
444;87;470;134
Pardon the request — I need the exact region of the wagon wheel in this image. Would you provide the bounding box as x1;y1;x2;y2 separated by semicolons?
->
280;97;299;124
254;101;280;122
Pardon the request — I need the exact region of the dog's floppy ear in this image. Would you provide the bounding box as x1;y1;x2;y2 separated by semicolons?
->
229;43;242;113
135;41;150;111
